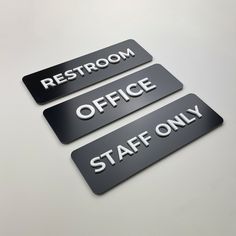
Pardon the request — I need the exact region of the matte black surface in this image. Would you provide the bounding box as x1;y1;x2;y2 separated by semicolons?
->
23;39;152;104
71;94;223;195
44;64;183;144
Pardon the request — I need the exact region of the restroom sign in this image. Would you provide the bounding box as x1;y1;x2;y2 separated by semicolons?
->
23;39;152;104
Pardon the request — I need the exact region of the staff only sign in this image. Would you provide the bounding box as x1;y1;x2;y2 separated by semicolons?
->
72;94;223;195
43;64;183;144
23;39;152;104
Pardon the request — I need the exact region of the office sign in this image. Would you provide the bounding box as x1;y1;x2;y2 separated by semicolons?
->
23;39;152;104
71;94;223;195
44;64;183;144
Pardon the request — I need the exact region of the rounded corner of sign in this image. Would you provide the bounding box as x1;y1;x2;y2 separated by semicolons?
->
22;74;31;84
42;108;48;116
71;150;77;160
127;38;136;43
188;93;198;98
92;188;104;196
148;54;153;61
178;81;184;89
32;95;46;105
53;131;70;145
22;76;27;83
60;138;70;145
154;63;164;69
219;116;224;124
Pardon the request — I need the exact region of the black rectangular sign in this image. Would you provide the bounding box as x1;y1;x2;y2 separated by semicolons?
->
72;94;223;195
44;64;183;144
23;39;152;104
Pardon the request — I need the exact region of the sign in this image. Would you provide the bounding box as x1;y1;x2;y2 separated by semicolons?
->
44;64;183;144
23;39;152;104
71;94;223;195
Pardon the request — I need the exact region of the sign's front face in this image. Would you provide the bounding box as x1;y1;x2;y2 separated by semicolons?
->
72;94;223;195
43;64;183;144
23;39;152;104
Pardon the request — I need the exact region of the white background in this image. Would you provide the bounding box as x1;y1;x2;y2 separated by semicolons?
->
1;0;236;235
